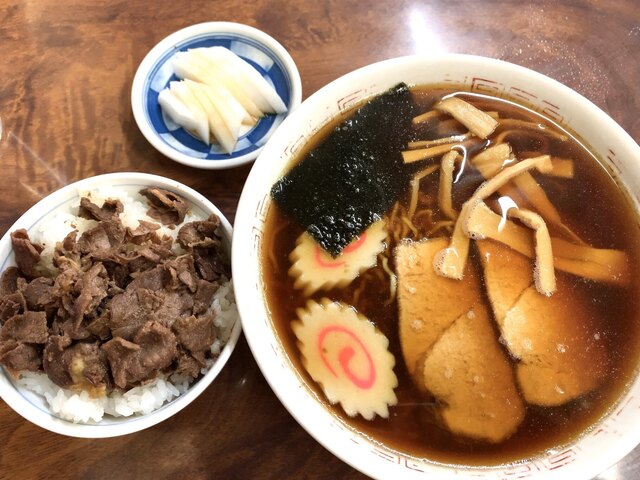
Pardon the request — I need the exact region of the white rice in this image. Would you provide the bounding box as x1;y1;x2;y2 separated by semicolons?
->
14;187;238;423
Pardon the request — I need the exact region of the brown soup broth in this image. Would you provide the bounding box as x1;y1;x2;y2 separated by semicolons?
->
261;86;640;465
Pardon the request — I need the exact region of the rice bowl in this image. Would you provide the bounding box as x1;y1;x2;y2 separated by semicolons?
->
0;172;241;438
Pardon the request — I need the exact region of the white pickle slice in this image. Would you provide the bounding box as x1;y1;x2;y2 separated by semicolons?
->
292;299;398;420
288;220;387;296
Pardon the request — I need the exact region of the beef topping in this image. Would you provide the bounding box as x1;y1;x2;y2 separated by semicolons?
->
163;255;198;291
194;247;229;281
22;277;55;311
126;220;162;245
43;336;109;389
172;313;216;353
177;215;221;249
11;229;43;279
193;280;219;315
87;310;111;340
140;187;188;225
102;321;177;389
0;189;230;395
0;341;42;372
0;311;49;344
0;267;20;296
175;349;206;378
79;197;123;221
77;219;125;255
0;291;27;321
51;315;92;340
43;335;73;386
72;263;108;327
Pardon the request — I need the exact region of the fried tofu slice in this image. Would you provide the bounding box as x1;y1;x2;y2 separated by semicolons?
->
479;240;608;406
419;303;525;443
395;238;483;380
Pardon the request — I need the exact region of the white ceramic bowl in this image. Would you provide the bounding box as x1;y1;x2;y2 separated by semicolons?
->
0;172;242;437
233;54;640;479
131;22;302;169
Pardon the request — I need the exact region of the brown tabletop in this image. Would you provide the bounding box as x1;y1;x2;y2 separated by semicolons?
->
1;0;639;478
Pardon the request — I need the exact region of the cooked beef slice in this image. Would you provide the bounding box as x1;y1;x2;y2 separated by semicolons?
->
102;322;177;388
109;285;191;339
51;315;92;340
175;349;206;378
61;230;78;252
193;280;219;315
100;218;126;246
0;340;41;372
149;243;175;259
43;335;73;385
52;233;80;271
177;215;221;249
108;267;169;339
73;263;108;327
107;243;175;275
140;188;188;225
0;267;20;295
23;277;55;311
177;216;227;281
87;309;111;340
100;338;140;388
0;291;26;321
126;248;164;273
172;313;216;353
177;270;196;292
109;289;154;339
106;279;124;296
163;255;198;291
11;229;43;279
135;321;177;367
43;336;109;389
79;197;123;222
50;266;81;321
0;311;49;344
193;247;228;281
140;290;190;329
126;220;161;245
128;265;166;291
77;218;125;256
98;262;129;289
77;225;113;254
50;261;108;332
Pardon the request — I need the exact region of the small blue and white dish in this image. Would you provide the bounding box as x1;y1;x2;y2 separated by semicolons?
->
131;22;302;169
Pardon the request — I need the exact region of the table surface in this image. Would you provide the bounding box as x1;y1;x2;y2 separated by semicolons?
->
1;0;639;478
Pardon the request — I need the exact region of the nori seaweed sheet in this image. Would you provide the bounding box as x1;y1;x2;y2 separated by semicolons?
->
270;83;420;256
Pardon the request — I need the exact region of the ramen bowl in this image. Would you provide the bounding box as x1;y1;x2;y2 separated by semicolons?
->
232;54;640;479
0;172;242;437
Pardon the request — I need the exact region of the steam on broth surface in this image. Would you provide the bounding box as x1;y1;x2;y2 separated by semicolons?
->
262;85;640;465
